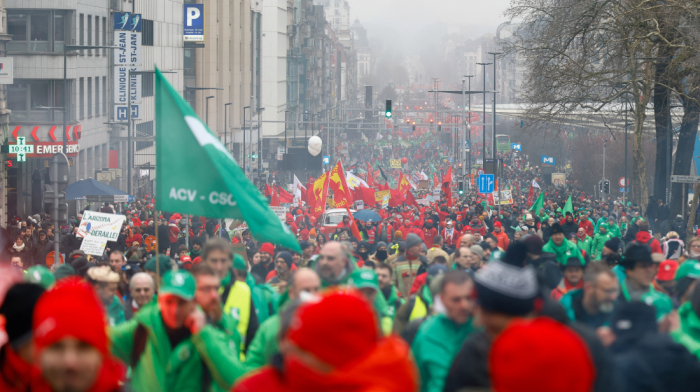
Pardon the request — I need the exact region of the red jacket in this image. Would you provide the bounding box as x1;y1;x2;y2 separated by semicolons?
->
492;230;510;250
422;227;437;248
635;231;663;254
579;220;594;237
0;346;32;392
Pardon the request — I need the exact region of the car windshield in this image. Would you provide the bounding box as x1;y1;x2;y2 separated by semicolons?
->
325;214;344;225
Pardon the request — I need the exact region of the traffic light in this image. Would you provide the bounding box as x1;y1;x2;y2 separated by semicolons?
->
603;180;610;194
438;125;442;132
430;118;433;124
385;100;392;118
412;124;416;132
458;181;464;195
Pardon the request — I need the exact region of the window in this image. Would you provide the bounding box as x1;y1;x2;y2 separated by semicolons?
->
79;78;84;119
7;80;69;122
87;15;92;54
79;14;84;54
102;17;107;55
142;73;154;97
95;78;100;116
95;15;100;53
135;121;154;151
87;78;92;117
102;77;107;114
142;19;154;46
7;11;70;52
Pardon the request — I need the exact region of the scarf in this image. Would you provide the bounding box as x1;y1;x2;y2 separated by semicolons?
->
12;242;25;252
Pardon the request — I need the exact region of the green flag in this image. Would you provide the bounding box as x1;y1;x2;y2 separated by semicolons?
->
563;195;573;216
154;68;300;252
529;191;544;217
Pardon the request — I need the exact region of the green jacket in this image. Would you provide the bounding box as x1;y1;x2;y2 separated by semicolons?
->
109;302;246;392
671;301;700;361
244;313;280;371
542;238;586;266
383;285;404;320
245;273;279;324
107;295;126;326
412;314;475;392
591;232;612;260
604;223;621;238
576;235;593;256
618;273;672;321
594;217;607;234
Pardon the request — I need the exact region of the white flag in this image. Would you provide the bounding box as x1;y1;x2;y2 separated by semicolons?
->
420;171;429;180
376;133;384;140
532;179;540;189
361;132;368;142
293;174;305;201
346;171;368;189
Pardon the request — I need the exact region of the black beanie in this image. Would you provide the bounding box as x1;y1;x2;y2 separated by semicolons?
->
0;283;45;346
604;237;621;253
521;234;544;256
474;260;539;316
276;251;293;268
550;223;564;236
502;242;529;267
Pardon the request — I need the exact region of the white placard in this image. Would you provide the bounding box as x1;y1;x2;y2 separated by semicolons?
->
269;206;287;222
0;58;13;84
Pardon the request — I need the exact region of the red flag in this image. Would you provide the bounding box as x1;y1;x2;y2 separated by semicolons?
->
442;166;453;206
345;207;362;241
434;173;439;188
486;193;495;206
388;188;405;207
307;171;330;217
277;185;294;204
526;181;534;206
270;187;281;206
406;190;420;209
397;173;412;196
329;161;354;208
265;184;273;197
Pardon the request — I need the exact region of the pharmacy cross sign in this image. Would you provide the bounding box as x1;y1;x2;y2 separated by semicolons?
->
10;137;34;162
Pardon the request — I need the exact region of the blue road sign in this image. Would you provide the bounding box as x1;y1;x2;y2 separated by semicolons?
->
449;157;453;163
184;4;204;41
478;174;495;194
322;155;330;165
511;143;522;151
541;155;555;165
621;187;626;193
464;140;470;150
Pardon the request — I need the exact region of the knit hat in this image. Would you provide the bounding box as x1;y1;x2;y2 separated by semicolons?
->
0;283;44;346
550;223;564;236
521;234;543;255
502;242;529;267
87;265;120;283
33;278;109;354
394;230;403;240
376;241;387;249
470;245;484;260
656;260;679;281
233;254;247;270
621;243;653;268
405;233;423;250
276;251;293;268
144;255;173;277
260;242;275;255
286;289;379;368
25;266;56;289
604;237;621;253
299;240;312;250
490;318;595;392
53;264;76;281
474;260;539;316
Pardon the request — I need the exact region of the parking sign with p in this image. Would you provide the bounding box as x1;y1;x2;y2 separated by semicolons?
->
184;4;204;41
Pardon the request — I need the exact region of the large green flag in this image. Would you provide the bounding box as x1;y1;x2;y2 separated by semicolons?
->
529;191;544;216
155;68;300;252
563;195;573;216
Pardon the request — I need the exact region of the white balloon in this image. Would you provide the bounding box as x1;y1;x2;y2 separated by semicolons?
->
308;136;323;156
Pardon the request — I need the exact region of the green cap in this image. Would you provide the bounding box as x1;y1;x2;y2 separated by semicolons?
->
233;254;247;270
53;264;76;281
160;270;196;300
25;266;56;289
145;255;172;277
676;260;700;281
349;268;379;291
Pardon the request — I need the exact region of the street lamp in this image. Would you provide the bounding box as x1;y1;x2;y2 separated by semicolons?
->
224;103;233;153
462;75;474;180
477;63;492;165
243;106;250;174
205;96;215;126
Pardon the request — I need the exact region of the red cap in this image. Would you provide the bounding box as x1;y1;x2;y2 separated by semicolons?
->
490;318;595;392
656;260;679;281
33;278;109;354
260;243;275;255
286;289;379;368
494;222;502;228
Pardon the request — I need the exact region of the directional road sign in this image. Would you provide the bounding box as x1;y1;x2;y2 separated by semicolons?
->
671;175;700;184
478;174;495;194
511;143;522;151
541;155;555;165
464;140;470;151
322;155;330;165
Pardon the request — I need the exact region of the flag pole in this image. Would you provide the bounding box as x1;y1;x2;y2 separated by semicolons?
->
154;210;160;291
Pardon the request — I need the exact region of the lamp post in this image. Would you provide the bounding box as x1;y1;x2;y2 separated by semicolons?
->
257;107;265;177
205;96;215;127
224;103;232;153
477;63;492;165
243;106;250;175
462;75;474;181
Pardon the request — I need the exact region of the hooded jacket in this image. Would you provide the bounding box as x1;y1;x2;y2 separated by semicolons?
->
542;238;586;266
109;302;246;392
634;231;662;254
232;336;418;392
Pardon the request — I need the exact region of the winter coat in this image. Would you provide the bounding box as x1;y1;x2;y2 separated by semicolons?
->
109;302;246;392
663;238;684;260
391;254;428;297
576;234;593;255
526;253;563;292
411;314;475;392
561;220;579;238
560;289;613;329
244;313;280;371
0;346;33;392
591;232;613;260
579;219;594;237
106;295;126;326
232;336;418;392
671;301;700;361
542;238;586;266
634;231;663;254
32;238;54;266
617;270;672;321
491;230;509;251
611;332;700;392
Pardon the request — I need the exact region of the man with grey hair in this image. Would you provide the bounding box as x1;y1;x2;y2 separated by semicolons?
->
123;272;155;321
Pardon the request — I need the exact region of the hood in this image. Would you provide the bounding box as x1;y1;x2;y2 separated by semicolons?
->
282;336;418;392
635;231;651;244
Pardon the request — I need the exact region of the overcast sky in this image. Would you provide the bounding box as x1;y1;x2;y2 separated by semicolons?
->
349;0;513;32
